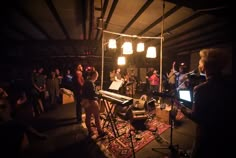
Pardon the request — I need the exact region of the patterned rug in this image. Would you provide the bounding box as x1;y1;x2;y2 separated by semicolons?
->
90;117;171;158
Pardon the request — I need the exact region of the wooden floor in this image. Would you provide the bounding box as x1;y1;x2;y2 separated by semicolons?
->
22;101;196;158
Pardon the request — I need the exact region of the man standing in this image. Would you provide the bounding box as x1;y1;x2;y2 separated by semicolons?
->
73;64;84;123
166;62;176;93
173;62;189;91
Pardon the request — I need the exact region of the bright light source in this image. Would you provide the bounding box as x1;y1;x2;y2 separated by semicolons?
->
108;39;117;49
136;42;144;52
117;56;126;65
122;42;133;54
146;46;156;58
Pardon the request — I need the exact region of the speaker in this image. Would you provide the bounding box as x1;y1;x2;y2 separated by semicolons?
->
147;99;156;111
130;109;148;130
131;110;147;120
131;119;147;130
114;105;132;120
133;99;146;110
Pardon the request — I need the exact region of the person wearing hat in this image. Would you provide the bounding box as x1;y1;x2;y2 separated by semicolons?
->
173;61;189;91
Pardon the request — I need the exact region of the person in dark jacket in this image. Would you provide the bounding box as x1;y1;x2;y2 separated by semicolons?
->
180;48;232;158
81;70;106;137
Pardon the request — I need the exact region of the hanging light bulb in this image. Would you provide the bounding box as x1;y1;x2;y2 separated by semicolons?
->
146;46;156;58
108;39;117;49
136;42;144;52
117;56;126;65
122;42;133;54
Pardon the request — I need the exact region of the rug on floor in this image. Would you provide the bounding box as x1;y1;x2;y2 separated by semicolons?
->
90;117;170;158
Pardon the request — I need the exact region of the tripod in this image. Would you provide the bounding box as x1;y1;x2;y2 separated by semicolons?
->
152;97;179;158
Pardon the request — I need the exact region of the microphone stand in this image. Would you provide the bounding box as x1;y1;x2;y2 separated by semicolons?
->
129;126;136;158
151;95;179;158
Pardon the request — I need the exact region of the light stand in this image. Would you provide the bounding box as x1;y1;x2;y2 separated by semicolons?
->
151;96;179;158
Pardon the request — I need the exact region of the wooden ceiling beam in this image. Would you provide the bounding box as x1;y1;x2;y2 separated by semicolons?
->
145;11;203;44
165;23;229;48
5;22;34;40
14;5;52;39
138;5;181;36
45;0;70;40
89;0;94;40
95;0;109;40
103;0;118;30
165;34;231;54
122;0;154;34
154;19;225;46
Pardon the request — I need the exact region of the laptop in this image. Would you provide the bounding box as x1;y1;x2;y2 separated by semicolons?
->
178;89;193;109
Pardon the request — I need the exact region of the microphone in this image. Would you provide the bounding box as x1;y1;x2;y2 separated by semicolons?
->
185;68;198;75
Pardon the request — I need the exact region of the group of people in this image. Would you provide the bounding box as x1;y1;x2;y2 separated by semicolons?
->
0;47;232;158
165;60;207;97
31;67;74;116
0;84;48;157
0;63;107;157
145;64;191;99
76;48;232;157
109;68;137;96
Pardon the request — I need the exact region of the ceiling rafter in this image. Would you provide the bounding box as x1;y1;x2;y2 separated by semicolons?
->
155;18;223;46
175;38;231;54
146;12;203;44
108;0;154;43
45;0;70;39
45;0;80;54
89;0;95;40
14;5;52;39
107;0;154;43
121;0;154;34
80;0;87;40
5;22;34;40
166;31;230;53
164;22;229;48
138;5;181;36
95;0;109;40
166;0;228;12
103;0;118;30
0;0;231;69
